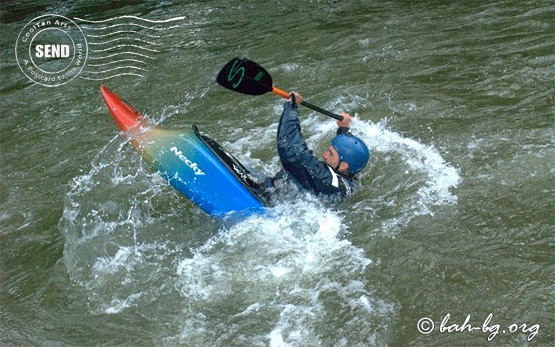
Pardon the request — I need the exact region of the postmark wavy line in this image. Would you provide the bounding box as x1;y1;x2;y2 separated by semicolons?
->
85;66;148;74
74;15;185;24
75;15;184;81
87;51;155;60
79;72;144;81
86;30;164;39
79;23;183;31
89;44;159;53
87;59;148;67
88;37;159;46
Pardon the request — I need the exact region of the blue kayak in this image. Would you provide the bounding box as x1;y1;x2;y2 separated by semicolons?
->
100;85;267;218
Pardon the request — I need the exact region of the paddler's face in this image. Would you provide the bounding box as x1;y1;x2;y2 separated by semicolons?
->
322;145;340;167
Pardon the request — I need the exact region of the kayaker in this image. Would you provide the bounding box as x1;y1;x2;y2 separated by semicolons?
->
261;91;370;200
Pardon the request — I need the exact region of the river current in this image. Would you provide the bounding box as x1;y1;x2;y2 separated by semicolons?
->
1;1;554;346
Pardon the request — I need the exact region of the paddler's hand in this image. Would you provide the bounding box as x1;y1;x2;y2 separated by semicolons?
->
337;112;352;128
288;91;303;106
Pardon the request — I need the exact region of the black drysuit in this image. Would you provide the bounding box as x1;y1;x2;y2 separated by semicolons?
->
269;101;358;198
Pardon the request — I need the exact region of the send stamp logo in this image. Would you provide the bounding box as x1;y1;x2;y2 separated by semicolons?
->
15;14;88;87
15;13;184;87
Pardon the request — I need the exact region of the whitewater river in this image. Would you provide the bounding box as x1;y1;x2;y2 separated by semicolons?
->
1;1;553;346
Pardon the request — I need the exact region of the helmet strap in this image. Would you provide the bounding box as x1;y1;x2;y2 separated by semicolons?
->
334;160;343;172
334;161;353;176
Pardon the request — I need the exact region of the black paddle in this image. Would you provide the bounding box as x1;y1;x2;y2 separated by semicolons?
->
216;57;343;120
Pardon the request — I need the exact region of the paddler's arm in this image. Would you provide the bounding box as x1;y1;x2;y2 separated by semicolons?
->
336;112;352;135
276;91;307;164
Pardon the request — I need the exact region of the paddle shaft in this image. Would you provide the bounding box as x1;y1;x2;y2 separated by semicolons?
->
272;87;344;121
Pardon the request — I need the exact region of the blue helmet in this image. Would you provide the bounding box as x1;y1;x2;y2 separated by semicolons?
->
331;133;370;175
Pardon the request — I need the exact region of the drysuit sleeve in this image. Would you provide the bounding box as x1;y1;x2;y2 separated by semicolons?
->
276;102;353;196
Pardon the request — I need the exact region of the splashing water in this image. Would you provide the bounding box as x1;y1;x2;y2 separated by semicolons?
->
169;200;394;346
357;118;461;211
59;112;459;345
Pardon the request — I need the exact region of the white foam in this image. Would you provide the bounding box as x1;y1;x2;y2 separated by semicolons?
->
268;328;286;347
354;118;461;222
172;198;389;345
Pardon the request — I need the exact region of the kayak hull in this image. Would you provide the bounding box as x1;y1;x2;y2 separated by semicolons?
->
100;85;266;217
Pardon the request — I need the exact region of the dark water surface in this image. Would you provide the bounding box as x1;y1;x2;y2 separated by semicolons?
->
1;1;554;346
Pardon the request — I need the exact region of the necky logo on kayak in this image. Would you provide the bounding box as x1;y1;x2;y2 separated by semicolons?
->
170;147;206;176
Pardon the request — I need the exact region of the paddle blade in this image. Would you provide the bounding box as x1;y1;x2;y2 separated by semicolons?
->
216;57;273;96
